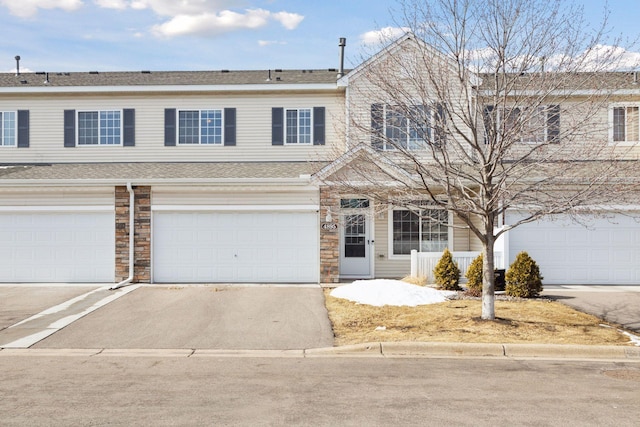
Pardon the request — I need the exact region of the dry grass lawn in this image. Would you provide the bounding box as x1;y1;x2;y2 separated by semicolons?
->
324;289;632;346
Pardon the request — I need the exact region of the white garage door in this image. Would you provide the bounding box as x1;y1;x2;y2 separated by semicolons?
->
153;211;319;283
506;213;640;285
0;211;115;283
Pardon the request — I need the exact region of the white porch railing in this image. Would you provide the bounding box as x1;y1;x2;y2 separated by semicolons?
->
410;250;504;282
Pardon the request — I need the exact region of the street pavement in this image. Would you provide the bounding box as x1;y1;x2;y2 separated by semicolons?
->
0;355;638;426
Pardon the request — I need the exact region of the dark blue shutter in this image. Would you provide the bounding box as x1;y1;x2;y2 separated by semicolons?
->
547;105;560;144
272;107;284;145
483;105;494;145
224;108;236;146
17;110;29;148
313;107;325;145
64;110;76;147
371;103;384;150
164;108;176;146
123;109;135;147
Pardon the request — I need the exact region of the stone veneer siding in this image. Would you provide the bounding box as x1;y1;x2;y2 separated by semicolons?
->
320;186;340;283
115;185;151;283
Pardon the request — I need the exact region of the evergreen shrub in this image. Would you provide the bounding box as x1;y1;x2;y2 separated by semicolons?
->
433;248;461;290
505;251;543;298
465;253;483;297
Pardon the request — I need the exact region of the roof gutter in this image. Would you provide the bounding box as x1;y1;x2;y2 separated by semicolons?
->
0;83;341;94
0;177;316;187
110;182;134;290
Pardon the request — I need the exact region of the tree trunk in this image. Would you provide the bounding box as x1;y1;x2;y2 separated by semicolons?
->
481;235;496;320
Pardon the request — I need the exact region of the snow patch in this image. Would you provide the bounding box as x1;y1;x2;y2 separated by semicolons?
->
330;279;456;307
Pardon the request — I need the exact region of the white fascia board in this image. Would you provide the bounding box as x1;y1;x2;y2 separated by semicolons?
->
0;205;114;212
0;83;340;94
479;89;640;96
152;204;318;212
0;177;315;187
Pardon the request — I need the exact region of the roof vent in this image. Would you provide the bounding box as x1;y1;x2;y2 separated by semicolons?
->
141;70;151;74
15;55;20;76
338;38;346;78
221;69;230;73
634;71;638;85
275;77;281;81
89;71;99;74
266;69;272;81
20;80;27;84
275;69;282;72
44;72;50;84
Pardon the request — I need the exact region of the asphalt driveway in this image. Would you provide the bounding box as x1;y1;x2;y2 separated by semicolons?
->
31;285;334;350
543;286;640;333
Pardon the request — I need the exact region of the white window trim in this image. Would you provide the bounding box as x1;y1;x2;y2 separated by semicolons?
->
0;110;17;148
284;107;313;145
76;109;123;147
177;109;224;146
494;106;552;145
608;103;640;146
387;206;452;259
379;103;434;151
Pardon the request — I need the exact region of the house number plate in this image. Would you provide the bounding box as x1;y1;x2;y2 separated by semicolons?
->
321;222;338;231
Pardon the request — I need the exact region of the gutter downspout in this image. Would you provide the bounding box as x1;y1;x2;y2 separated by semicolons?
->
110;183;135;290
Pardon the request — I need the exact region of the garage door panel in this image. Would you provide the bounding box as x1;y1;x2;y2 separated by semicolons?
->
507;213;640;285
153;211;319;283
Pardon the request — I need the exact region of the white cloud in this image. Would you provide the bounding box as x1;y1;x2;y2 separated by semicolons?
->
271;11;303;30
0;0;83;17
152;8;302;38
125;0;242;16
359;26;410;46
94;0;127;9
258;40;286;47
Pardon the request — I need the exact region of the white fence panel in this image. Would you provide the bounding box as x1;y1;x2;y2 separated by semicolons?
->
410;250;504;282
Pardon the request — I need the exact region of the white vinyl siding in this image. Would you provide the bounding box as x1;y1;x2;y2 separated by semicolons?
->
0;92;343;163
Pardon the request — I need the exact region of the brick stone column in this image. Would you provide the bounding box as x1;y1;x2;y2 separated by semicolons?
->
115;185;151;283
320;186;340;283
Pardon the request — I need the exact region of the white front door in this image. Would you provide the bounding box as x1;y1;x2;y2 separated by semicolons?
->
339;199;372;278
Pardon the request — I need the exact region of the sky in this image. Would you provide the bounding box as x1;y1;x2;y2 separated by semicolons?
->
0;0;639;73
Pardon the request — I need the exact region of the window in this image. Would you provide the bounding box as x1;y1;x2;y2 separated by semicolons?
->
77;110;121;145
391;208;448;255
271;107;325;146
611;105;639;144
285;108;311;144
164;108;235;147
371;104;443;150
483;105;560;144
178;109;223;145
0;111;16;147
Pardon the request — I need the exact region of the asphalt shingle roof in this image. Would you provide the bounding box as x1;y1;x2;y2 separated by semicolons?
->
0;162;329;181
0;69;345;88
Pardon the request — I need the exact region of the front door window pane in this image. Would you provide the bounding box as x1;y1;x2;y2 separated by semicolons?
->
344;214;366;258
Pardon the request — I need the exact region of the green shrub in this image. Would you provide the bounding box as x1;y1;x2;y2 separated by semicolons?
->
505;251;543;298
433;248;461;290
465;253;483;296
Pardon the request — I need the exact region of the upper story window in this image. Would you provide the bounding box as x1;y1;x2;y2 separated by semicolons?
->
390;208;449;255
610;105;639;144
286;108;311;144
0;111;16;147
78;110;121;145
483;105;560;144
164;108;235;147
0;110;29;148
64;109;134;148
178;109;223;145
371;103;445;151
271;107;325;146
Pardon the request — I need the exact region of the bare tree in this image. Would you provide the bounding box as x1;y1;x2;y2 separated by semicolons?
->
328;0;640;319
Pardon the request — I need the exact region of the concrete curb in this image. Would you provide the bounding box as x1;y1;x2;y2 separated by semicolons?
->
1;342;639;360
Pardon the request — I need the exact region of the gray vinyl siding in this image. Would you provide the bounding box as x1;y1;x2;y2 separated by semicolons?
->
152;187;319;206
0;187;114;206
0;91;344;164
